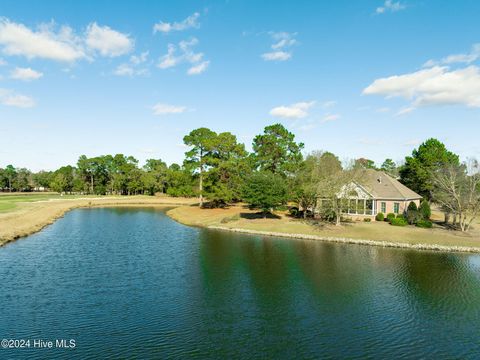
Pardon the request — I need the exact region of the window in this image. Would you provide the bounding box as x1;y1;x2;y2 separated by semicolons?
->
366;200;373;215
381;202;386;214
357;199;365;215
394;202;400;214
348;199;356;214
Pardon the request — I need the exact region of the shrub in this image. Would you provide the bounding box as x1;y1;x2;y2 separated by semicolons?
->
363;218;371;222
390;217;408;226
320;209;336;222
375;212;384;221
416;220;433;228
419;200;431;220
407;201;418;212
406;210;419;225
386;213;396;223
289;206;299;217
406;201;419;224
396;214;405;220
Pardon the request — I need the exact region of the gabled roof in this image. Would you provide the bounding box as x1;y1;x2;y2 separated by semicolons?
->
356;169;422;200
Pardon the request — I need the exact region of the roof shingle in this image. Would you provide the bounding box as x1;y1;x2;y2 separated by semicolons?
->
356;169;422;200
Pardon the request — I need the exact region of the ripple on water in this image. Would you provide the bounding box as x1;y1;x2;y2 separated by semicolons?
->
0;208;480;359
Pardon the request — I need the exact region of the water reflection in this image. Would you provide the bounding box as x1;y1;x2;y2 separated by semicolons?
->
1;208;480;359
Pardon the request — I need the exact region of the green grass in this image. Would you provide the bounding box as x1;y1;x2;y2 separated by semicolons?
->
0;193;92;213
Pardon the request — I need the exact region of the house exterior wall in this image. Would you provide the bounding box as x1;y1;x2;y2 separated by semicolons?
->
375;199;421;216
340;198;421;222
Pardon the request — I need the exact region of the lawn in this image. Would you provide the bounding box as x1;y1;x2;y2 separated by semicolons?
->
167;204;480;249
0;193;96;213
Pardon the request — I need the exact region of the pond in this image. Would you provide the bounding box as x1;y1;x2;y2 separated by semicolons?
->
1;208;479;359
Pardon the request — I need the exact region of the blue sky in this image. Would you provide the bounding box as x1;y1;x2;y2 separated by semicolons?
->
1;0;479;171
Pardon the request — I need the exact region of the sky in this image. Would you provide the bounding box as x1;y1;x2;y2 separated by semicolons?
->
1;0;479;171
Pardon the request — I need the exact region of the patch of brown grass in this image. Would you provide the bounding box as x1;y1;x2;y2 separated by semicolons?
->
168;204;480;249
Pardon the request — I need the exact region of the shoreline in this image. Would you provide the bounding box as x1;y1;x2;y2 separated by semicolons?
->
2;198;480;254
207;226;480;254
167;205;480;254
0;196;196;247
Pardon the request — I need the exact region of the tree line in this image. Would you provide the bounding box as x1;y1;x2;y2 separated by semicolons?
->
1;124;479;231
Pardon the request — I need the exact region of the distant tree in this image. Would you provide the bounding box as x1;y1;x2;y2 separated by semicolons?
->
143;158;168;194
50;173;69;193
77;155;95;194
166;164;196;197
381;158;398;177
183;128;217;206
400;138;459;199
354;158;377;170
203;132;250;205
252;124;304;176
12;168;32;191
50;166;75;193
4;165;16;192
32;171;52;190
242;172;288;217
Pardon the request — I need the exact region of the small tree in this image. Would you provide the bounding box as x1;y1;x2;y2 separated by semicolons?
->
242;172;288;217
418;200;431;220
406;201;419;225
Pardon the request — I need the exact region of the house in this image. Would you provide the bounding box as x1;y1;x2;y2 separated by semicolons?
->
318;169;422;221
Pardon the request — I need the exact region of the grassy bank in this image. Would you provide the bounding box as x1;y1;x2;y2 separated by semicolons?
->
167;205;480;252
2;193;479;253
0;194;197;246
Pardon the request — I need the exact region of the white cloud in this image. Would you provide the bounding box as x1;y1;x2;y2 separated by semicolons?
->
0;88;35;108
270;101;315;119
363;65;480;108
152;103;187;115
114;51;149;77
262;31;297;62
10;67;43;81
423;43;480;67
153;12;200;34
157;38;209;75
187;60;209;75
114;63;134;76
0;57;6;66
395;106;415;116
158;44;180;69
130;51;148;65
375;107;390;113
0;18;85;62
322;113;341;122
261;51;291;61
85;22;133;57
376;0;406;14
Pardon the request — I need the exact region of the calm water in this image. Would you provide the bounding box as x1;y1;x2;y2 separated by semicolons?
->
1;208;480;359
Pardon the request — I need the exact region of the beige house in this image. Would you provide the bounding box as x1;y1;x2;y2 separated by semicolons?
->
318;169;422;221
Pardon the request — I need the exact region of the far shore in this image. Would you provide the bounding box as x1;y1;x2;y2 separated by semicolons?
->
1;194;480;253
0;195;197;247
167;204;480;253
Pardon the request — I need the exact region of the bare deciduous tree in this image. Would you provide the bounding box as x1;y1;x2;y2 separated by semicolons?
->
431;159;480;232
316;159;359;226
